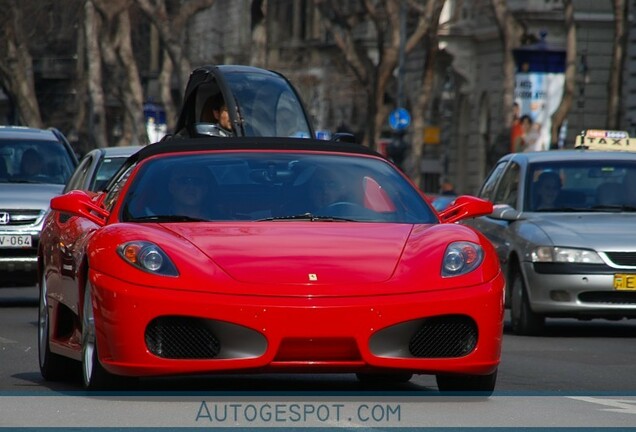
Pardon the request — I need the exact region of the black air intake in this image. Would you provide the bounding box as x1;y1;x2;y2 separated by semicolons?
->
408;315;477;358
145;316;221;359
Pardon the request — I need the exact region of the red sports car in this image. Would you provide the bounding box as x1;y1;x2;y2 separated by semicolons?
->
38;137;504;392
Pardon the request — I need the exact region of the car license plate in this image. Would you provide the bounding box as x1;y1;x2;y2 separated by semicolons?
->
613;274;636;291
0;235;32;248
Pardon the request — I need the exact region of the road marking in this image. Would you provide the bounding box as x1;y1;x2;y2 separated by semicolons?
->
569;396;636;415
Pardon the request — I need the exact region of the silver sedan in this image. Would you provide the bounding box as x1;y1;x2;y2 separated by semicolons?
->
468;149;636;335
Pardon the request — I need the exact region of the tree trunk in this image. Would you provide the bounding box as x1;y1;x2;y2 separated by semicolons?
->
490;0;523;130
85;0;109;148
0;1;42;127
160;54;178;134
408;0;446;188
607;0;627;129
550;0;576;146
113;9;149;145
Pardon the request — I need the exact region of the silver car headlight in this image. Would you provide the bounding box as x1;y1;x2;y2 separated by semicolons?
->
531;246;603;264
117;241;179;276
442;241;484;277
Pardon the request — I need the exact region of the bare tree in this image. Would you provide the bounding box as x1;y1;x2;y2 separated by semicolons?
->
607;0;628;129
490;0;523;130
92;0;148;146
84;0;109;148
407;0;446;187
134;0;216;130
313;0;440;149
0;0;42;127
549;0;575;147
251;0;268;68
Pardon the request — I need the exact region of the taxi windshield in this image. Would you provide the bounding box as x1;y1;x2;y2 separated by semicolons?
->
526;161;636;212
224;71;312;138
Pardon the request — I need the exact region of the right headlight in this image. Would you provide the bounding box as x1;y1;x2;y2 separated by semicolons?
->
442;241;484;277
531;246;603;264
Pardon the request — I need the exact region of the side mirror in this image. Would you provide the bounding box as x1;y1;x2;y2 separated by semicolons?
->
489;204;522;221
438;195;493;224
50;190;109;227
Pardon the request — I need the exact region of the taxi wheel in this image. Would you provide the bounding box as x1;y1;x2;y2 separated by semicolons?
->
510;271;545;335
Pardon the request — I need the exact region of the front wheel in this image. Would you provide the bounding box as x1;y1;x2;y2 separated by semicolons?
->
510;271;545;335
436;369;497;395
82;281;126;390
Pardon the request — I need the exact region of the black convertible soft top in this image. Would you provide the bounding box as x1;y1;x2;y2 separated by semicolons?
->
105;137;385;192
133;136;382;163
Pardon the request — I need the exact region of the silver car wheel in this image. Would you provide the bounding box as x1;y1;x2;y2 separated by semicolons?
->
82;281;96;387
37;272;49;369
510;271;544;335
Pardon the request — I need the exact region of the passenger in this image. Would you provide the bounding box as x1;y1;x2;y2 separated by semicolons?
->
308;167;348;211
200;94;234;137
534;171;561;210
20;148;44;178
623;169;636;207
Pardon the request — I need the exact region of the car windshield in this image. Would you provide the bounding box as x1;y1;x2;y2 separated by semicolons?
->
120;152;436;224
526;160;636;212
91;156;129;191
0;139;76;185
224;71;313;138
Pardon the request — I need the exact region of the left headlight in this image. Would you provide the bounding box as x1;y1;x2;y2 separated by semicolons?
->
117;241;179;276
531;246;603;264
442;241;484;277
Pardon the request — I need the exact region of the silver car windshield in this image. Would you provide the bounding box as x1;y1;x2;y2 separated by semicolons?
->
121;152;436;224
0;139;76;185
526;161;636;212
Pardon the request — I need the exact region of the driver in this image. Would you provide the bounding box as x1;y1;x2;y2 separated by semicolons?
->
20;148;44;178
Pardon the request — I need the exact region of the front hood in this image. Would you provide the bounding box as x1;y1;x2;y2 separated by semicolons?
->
0;183;64;210
161;223;414;284
529;213;636;251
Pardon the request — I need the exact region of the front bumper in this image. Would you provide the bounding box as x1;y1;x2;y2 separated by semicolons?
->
523;262;636;317
90;270;505;378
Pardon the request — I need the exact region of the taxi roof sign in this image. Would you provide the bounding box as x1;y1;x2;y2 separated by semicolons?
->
574;129;636;152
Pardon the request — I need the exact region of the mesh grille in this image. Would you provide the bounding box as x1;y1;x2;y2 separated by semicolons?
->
579;291;636;305
408;315;477;358
145;316;221;359
605;252;636;267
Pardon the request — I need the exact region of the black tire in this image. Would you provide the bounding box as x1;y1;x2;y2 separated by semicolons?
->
356;372;413;384
436;369;497;395
38;272;77;381
510;270;545;335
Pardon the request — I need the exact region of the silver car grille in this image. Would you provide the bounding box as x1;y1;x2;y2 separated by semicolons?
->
605;252;636;267
0;209;43;227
